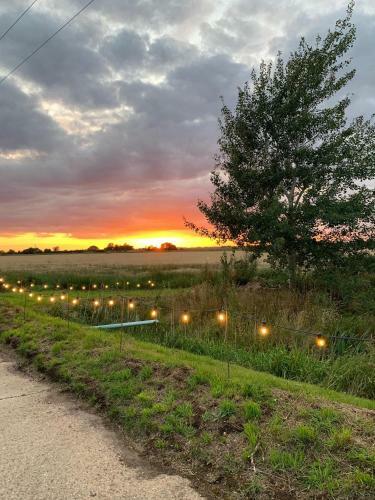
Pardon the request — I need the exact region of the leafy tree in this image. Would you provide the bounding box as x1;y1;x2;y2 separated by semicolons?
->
187;2;375;280
160;242;178;251
21;247;42;254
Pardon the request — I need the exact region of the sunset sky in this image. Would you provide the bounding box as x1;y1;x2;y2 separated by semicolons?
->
0;0;374;250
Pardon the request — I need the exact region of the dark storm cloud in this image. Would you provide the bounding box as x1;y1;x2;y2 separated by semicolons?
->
0;0;374;239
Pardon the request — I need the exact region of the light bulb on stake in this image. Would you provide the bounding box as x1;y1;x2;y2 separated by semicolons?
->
259;320;270;337
72;298;79;306
60;294;66;301
181;311;190;324
217;310;227;324
150;307;158;319
128;299;135;310
315;334;327;349
93;299;100;308
108;298;115;307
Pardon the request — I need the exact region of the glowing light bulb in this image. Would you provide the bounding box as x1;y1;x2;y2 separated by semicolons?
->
50;296;56;303
30;283;35;288
105;285;109;289
151;282;155;287
315;334;327;349
259;321;270;337
17;280;21;284
148;280;152;284
19;288;24;294
108;299;115;307
116;282;120;286
12;287;17;293
128;300;135;310
137;283;141;288
217;311;227;324
181;311;190;324
81;285;86;290
69;286;74;291
60;294;66;301
126;281;130;286
56;284;60;289
150;308;158;319
72;298;79;306
93;300;100;307
0;277;4;282
37;296;42;302
4;284;9;289
93;284;97;289
43;284;48;289
29;293;34;298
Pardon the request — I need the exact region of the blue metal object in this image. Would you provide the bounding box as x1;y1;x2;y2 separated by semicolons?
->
93;319;159;330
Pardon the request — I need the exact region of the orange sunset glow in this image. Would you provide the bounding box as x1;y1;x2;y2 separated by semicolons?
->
0;231;217;252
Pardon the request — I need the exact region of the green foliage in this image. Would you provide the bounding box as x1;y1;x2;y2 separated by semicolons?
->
243;422;259;452
292;425;317;445
269;449;304;471
218;399;237;418
327;428;352;449
305;459;337;491
189;2;375;277
139;365;153;380
136;390;156;407
306;407;342;433
243;401;261;421
347;448;375;468
346;469;375;489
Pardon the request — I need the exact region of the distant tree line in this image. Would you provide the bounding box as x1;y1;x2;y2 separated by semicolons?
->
0;242;179;255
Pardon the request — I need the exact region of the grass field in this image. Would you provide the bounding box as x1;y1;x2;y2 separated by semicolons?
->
0;249;247;273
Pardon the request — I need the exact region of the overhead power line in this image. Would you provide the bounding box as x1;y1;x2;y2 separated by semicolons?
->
0;0;97;86
0;0;39;43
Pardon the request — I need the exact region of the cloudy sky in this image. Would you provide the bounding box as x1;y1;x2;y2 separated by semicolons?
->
0;0;374;249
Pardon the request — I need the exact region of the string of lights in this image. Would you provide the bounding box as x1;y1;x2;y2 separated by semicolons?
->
1;276;373;347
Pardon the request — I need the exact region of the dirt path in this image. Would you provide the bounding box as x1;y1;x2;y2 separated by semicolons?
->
0;357;202;500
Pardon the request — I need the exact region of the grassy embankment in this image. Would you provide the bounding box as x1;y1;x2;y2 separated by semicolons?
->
0;297;374;499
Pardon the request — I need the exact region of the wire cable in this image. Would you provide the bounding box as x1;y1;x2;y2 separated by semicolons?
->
0;0;39;43
0;0;96;86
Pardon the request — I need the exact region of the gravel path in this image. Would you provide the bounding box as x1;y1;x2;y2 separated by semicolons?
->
0;357;202;500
